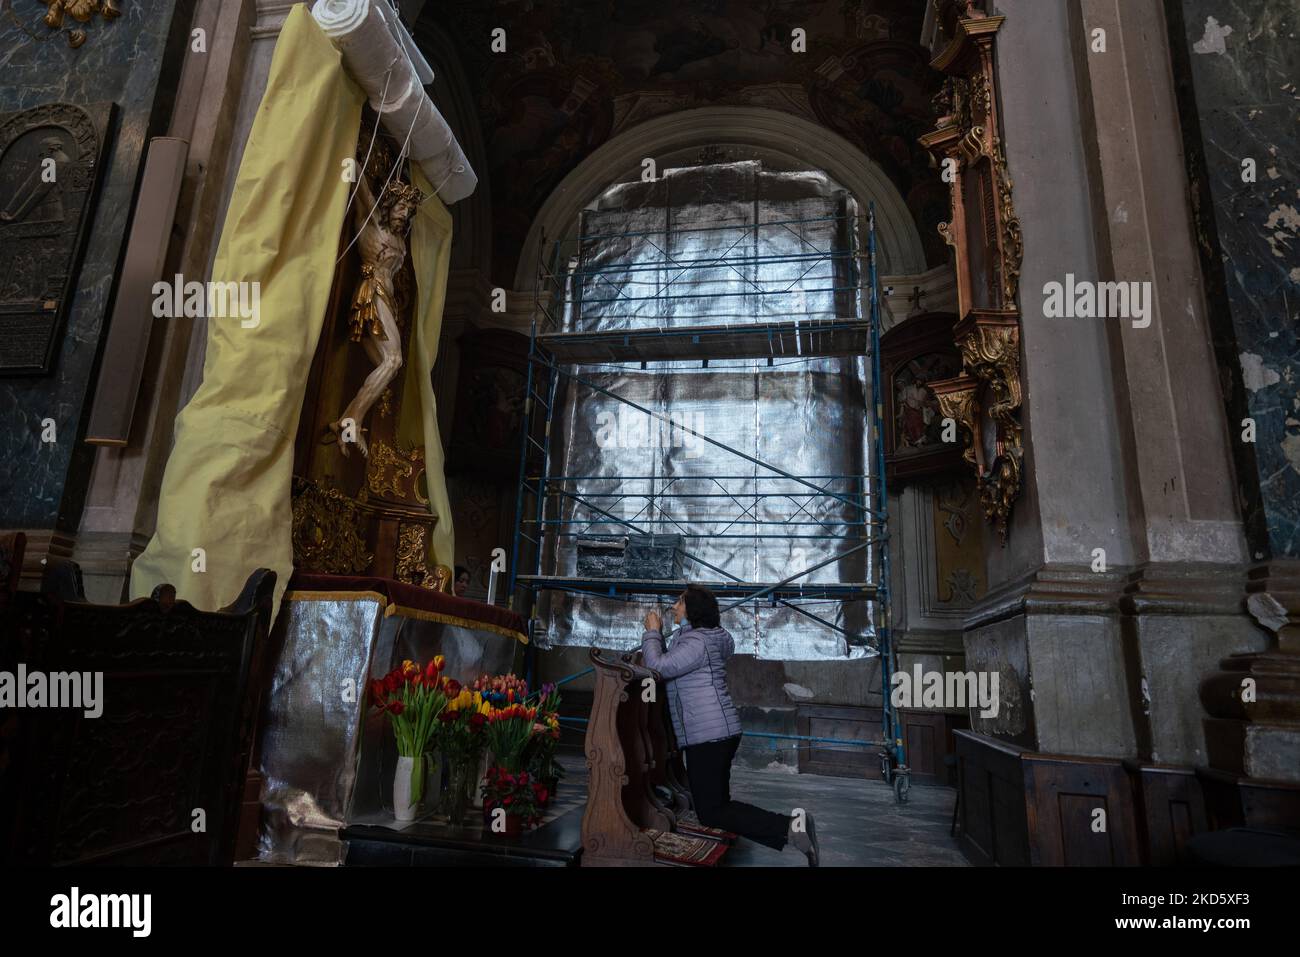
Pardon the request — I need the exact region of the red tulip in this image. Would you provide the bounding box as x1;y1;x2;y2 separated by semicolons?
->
388;700;405;716
425;659;439;679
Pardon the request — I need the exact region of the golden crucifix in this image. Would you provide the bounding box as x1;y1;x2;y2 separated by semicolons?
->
328;169;425;458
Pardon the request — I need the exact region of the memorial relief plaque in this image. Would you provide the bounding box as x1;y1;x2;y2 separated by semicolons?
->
0;102;113;375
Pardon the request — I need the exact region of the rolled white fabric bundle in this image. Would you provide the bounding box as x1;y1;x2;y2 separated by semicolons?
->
313;0;405;108
310;0;476;203
423;136;477;204
384;80;451;156
311;0;368;36
380;1;435;86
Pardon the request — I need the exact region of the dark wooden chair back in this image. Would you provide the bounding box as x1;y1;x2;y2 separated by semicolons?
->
4;560;275;866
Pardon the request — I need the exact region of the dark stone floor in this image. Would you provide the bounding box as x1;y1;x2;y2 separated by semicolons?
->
720;763;969;866
556;748;969;867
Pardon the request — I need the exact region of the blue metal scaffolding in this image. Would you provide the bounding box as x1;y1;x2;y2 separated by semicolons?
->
507;201;910;803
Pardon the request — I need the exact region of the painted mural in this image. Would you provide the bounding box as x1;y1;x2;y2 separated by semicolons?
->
440;0;948;284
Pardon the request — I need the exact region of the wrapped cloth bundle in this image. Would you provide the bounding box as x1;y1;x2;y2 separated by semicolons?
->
311;0;477;203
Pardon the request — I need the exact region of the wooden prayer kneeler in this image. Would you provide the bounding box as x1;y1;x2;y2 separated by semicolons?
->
580;648;735;867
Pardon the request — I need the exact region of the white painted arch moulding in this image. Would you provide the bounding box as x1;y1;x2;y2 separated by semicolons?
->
512;106;928;290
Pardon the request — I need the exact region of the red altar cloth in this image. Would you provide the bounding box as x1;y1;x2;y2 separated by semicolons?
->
285;573;528;644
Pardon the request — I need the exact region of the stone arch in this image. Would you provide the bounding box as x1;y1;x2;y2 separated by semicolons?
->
513;106;928;290
412;18;492;275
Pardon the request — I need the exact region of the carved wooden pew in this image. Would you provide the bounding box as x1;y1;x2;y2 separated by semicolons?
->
581;648;732;867
1;559;275;866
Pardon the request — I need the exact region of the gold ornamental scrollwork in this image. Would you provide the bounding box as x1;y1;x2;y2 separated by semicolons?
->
394;522;431;586
994;141;1024;306
290;479;372;574
955;314;1023;542
364;438;425;501
958;316;1022;416
920;9;1025;542
931;375;980;469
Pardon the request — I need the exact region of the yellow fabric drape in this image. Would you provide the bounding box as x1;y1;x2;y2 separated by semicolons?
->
399;166;455;569
130;6;364;616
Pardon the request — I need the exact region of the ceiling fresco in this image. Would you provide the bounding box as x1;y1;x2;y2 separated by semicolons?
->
436;0;948;284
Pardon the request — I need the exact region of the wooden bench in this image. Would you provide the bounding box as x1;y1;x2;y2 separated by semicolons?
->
1;559;274;865
581;648;734;866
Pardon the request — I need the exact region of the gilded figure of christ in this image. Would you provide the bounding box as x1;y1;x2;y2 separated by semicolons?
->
329;169;424;458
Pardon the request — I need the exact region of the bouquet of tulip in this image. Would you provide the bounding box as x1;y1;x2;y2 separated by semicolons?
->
472;672;529;708
434;678;491;823
368;657;448;813
484;701;538;773
525;682;564;795
435;679;492;760
481;766;547;831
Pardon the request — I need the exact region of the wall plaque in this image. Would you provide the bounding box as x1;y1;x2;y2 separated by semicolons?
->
0;101;113;375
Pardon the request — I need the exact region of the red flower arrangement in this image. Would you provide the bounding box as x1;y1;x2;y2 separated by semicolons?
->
368;657;447;758
481;766;546;830
369;657;448;808
484;702;538;773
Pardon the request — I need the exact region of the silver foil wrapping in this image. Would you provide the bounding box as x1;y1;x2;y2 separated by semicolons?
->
535;162;877;660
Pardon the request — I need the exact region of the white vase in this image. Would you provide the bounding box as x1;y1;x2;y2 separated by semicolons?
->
394;755;420;822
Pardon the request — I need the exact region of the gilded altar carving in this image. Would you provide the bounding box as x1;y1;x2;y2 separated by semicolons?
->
919;9;1025;542
394;522;430;586
362;438;428;506
993;142;1024;306
394;525;452;591
931;374;979;469
290;479;372;575
955;313;1023;541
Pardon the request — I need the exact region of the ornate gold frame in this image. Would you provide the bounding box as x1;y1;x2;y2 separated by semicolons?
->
919;3;1025;543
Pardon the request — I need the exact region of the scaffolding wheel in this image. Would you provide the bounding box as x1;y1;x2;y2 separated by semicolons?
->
893;772;910;804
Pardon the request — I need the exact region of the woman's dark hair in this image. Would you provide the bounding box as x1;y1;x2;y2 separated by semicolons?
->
683;585;720;628
454;565;469;580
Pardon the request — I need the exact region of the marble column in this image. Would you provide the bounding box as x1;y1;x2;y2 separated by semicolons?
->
1067;0;1268;767
953;0;1268;763
0;0;197;590
1165;0;1300;783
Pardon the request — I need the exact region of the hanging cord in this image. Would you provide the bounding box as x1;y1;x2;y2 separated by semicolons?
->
342;64;395;222
336;75;421;264
430;162;467;200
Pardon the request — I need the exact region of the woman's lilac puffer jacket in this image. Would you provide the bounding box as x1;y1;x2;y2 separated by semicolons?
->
641;623;742;747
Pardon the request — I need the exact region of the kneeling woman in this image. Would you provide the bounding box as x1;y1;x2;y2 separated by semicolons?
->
641;584;820;865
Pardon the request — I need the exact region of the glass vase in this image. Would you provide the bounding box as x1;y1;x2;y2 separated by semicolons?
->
443;756;476;828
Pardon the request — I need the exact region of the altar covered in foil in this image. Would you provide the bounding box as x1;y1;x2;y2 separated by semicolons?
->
256;577;524;865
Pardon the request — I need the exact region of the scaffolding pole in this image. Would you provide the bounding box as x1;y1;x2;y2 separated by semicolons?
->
508;206;909;803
